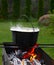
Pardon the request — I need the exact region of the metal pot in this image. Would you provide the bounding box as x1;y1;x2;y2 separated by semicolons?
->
10;27;39;50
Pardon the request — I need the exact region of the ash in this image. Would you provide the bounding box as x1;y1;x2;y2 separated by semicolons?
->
8;49;45;65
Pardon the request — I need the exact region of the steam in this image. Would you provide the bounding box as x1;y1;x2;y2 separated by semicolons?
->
10;22;39;32
10;26;39;32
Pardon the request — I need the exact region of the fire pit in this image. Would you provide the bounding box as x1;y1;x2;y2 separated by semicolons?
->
2;27;54;65
2;42;54;65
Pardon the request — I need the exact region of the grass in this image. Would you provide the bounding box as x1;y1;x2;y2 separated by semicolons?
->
0;18;54;64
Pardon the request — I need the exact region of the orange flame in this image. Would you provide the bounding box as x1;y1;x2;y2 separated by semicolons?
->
30;53;37;62
22;44;38;59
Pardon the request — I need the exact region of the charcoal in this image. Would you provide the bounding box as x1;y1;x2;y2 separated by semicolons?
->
13;57;22;65
33;59;41;65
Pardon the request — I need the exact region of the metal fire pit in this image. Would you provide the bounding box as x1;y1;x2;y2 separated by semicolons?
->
2;42;54;65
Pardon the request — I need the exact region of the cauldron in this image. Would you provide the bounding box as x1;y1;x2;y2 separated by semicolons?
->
10;27;39;50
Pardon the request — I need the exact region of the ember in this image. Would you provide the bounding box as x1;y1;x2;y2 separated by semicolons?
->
7;44;44;65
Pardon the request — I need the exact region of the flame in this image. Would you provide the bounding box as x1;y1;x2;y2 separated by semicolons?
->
21;59;24;65
22;44;38;59
22;43;42;64
30;53;37;62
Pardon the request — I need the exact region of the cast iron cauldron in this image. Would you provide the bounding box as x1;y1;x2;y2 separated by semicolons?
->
10;27;39;50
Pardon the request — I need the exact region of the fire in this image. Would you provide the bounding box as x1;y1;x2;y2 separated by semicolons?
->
22;43;42;64
30;53;37;62
22;44;38;59
9;43;42;65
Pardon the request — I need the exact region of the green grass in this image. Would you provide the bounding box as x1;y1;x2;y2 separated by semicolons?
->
0;18;54;64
